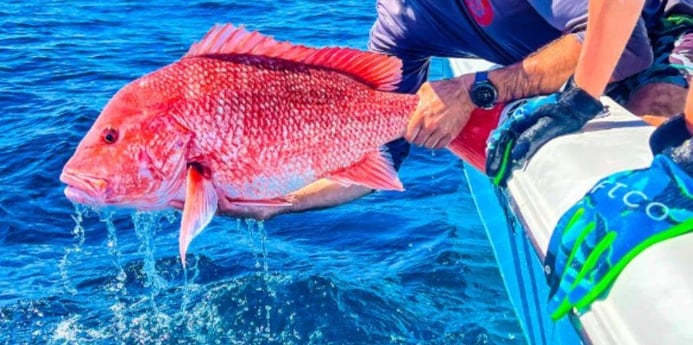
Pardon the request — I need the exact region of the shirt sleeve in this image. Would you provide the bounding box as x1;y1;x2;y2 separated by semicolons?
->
529;0;653;81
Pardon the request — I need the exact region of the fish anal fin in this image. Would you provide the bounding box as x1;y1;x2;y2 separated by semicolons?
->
184;24;402;91
328;150;404;191
179;165;218;268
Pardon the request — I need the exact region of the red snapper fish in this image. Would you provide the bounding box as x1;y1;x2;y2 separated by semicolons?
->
60;24;483;266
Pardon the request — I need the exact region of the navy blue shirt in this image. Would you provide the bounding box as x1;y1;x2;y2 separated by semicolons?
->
369;0;693;91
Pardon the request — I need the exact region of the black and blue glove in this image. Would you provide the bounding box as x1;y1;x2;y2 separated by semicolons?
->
544;114;693;320
485;79;604;186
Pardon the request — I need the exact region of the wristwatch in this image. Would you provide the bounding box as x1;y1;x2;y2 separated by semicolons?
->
469;71;498;109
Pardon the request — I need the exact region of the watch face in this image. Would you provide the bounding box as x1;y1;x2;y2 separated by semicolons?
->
474;86;495;105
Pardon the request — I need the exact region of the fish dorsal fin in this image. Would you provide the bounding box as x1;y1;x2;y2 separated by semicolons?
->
184;24;402;91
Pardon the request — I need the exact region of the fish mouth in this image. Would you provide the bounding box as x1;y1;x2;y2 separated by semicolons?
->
59;169;108;205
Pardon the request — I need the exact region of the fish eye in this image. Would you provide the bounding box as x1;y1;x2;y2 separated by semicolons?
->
102;127;119;144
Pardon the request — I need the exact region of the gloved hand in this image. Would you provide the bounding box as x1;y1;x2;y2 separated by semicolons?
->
485;79;604;186
544;114;693;321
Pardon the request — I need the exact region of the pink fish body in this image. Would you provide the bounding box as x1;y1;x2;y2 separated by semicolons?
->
60;24;419;265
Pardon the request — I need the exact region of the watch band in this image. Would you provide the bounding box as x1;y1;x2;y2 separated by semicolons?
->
475;71;489;84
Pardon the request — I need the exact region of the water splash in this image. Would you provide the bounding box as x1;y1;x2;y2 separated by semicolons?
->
101;211;126;280
241;219;279;341
58;203;88;295
114;210;182;344
50;315;83;344
43;206;498;344
99;211;129;338
46;209;307;344
179;251;202;320
242;219;269;273
57;209;184;344
131;211;169;296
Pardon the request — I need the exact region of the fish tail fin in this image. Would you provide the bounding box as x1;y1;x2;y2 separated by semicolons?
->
447;105;505;171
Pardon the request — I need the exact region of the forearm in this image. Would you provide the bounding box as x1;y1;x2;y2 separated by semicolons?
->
575;0;645;98
285;179;372;213
214;178;371;220
487;34;583;102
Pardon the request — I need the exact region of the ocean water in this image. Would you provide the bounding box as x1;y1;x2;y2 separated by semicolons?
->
0;1;525;344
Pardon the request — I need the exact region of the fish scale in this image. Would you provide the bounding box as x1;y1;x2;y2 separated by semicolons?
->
160;55;416;199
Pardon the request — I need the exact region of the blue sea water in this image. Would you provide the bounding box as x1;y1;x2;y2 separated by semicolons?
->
0;1;526;344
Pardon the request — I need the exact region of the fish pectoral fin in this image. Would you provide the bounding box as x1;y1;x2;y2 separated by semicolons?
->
327;150;404;191
225;197;293;207
179;166;218;268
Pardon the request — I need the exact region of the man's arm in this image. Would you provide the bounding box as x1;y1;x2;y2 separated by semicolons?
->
574;0;645;98
406;34;583;149
488;34;583;102
407;0;654;150
216;180;372;220
484;0;650;186
490;0;653;101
